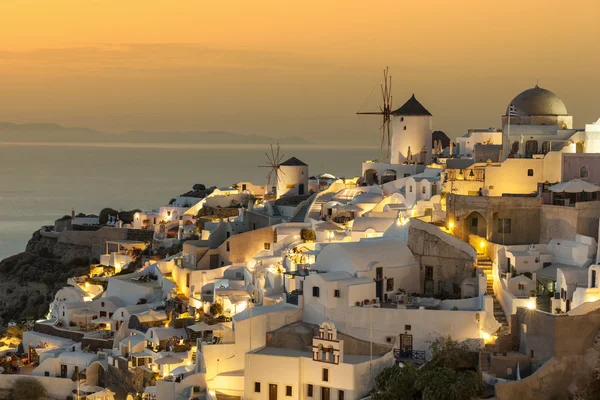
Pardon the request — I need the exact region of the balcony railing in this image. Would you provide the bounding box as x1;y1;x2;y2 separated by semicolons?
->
394;349;426;362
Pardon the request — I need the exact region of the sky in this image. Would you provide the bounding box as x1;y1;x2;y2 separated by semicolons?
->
1;0;599;144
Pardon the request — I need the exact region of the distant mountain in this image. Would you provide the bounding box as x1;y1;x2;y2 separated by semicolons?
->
0;122;313;145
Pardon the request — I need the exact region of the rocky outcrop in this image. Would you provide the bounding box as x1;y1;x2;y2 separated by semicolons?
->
0;231;90;327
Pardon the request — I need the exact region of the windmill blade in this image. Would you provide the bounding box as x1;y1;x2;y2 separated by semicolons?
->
270;144;277;166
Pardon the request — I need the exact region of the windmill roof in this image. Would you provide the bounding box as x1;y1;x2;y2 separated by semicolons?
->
392;94;432;116
281;157;307;166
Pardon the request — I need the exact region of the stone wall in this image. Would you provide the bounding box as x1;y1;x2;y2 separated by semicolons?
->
495;306;600;399
408;219;476;296
540;201;600;242
446;194;542;245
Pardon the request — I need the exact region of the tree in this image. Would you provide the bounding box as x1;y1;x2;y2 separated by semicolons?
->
10;377;48;400
372;336;482;400
372;363;418;400
210;303;224;316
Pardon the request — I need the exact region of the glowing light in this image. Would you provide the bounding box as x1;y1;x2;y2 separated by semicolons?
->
479;241;485;249
448;221;454;229
411;210;416;217
481;331;491;341
526;301;536;310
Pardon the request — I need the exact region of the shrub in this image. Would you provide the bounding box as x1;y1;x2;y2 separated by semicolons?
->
209;303;224;316
10;377;48;400
300;228;316;242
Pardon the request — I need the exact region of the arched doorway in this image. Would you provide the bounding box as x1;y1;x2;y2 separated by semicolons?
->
364;169;378;186
86;361;107;387
464;211;487;238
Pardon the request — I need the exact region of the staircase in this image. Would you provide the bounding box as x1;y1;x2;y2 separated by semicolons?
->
476;253;510;335
476;253;494;295
306;192;334;221
290;203;310;222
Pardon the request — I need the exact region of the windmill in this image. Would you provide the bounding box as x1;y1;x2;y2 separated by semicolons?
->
259;143;285;194
357;67;393;160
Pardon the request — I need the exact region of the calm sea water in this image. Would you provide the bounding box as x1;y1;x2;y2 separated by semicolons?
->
0;142;378;260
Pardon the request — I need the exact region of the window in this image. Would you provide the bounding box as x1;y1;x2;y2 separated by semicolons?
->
580;165;589;179
121;312;124;317
101;302;105;307
404;324;412;331
226;242;230;252
242;184;247;191
386;278;394;291
313;286;320;297
322;368;329;382
307;384;313;397
527;169;534;177
44;371;49;377
498;218;512;234
518;283;525;290
254;382;261;393
186;273;190;288
403;126;407;130
425;266;433;280
409;186;413;193
338;390;345;400
334;289;340;298
422;186;426;194
226;232;230;238
100;311;107;317
400;117;404;121
592;269;597;288
404;173;410;177
286;386;293;396
264;243;271;250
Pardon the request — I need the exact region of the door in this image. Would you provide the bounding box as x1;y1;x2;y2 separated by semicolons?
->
299;183;305;195
400;334;413;353
269;384;278;400
592;270;597;288
470;216;478;234
60;364;67;378
209;254;219;269
321;387;331;400
424;266;434;296
375;267;383;301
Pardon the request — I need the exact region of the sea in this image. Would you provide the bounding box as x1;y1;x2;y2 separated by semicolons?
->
0;142;379;261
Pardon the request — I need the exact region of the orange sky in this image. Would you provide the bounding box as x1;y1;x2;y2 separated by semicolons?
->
1;0;599;143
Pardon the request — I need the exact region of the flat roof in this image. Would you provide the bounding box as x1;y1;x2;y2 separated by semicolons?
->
253;347;381;364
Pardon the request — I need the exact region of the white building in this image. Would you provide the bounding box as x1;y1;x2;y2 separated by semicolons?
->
243;321;394;400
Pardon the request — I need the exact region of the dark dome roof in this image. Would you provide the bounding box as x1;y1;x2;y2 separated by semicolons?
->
507;85;567;116
392;94;432;116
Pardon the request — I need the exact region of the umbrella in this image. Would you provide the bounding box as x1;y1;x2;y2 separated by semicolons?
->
86;389;116;399
79;385;103;393
155;354;184;365
549;179;600;193
186;322;212;332
91;317;113;324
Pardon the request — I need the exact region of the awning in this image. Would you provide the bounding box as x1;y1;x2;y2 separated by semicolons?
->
91;317;113;324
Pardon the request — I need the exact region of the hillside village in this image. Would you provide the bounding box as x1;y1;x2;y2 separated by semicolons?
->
3;85;600;399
